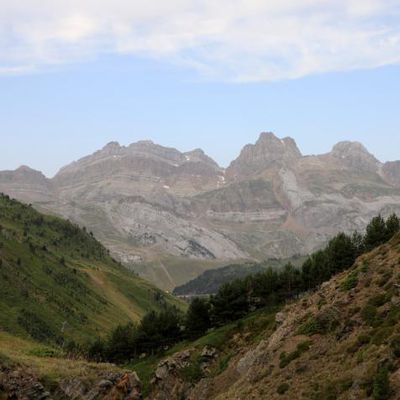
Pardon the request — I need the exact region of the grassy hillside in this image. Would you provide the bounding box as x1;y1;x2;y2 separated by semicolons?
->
130;255;232;292
0;193;184;345
139;234;400;399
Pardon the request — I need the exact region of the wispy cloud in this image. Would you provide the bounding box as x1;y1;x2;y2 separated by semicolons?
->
1;0;400;81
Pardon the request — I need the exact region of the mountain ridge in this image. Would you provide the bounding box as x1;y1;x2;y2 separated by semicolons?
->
2;132;400;290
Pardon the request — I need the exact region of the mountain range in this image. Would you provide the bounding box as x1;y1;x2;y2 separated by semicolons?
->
2;132;400;290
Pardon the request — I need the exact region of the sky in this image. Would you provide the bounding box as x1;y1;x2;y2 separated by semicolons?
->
1;0;400;177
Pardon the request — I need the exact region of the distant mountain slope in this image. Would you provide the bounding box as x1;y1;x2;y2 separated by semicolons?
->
173;256;305;295
0;194;183;344
2;132;400;290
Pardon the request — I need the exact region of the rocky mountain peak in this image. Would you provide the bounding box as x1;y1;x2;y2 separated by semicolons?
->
330;141;380;172
128;140;183;164
12;165;48;181
183;149;221;170
226;132;302;180
0;166;52;203
101;141;122;154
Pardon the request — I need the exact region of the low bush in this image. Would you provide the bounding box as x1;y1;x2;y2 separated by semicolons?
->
340;271;358;291
373;365;391;400
277;383;289;395
280;341;311;368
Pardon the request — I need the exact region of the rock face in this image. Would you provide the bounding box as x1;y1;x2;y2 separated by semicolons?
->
57;371;142;400
149;347;218;400
382;161;400;187
226;132;302;181
0;366;51;400
2;132;400;289
0;360;142;400
0;166;53;203
149;350;193;400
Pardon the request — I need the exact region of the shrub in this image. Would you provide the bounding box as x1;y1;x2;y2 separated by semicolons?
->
357;334;371;345
361;260;369;273
277;383;290;395
17;310;57;342
298;308;339;335
390;335;400;358
369;293;390;307
371;327;394;346
280;341;311;368
361;304;378;326
180;357;204;383
373;365;390;400
340;271;358;291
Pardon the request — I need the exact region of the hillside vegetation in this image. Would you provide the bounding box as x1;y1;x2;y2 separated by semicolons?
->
173;256;305;296
139;227;400;399
0;193;183;346
1;202;400;399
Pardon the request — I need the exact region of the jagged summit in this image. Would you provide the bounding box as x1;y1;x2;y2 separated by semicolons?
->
330;140;380;172
2;165;48;181
101;141;122;150
331;141;373;157
183;148;221;170
257;132;301;156
226;132;302;180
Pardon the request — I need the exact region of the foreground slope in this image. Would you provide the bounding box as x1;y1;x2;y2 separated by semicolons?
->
0;193;183;344
144;234;400;399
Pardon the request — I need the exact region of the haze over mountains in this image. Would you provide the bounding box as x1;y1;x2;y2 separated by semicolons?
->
2;132;400;290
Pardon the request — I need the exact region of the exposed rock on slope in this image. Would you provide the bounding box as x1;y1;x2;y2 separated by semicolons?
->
0;166;53;203
147;234;400;399
0;356;142;400
2;133;400;289
382;161;400;188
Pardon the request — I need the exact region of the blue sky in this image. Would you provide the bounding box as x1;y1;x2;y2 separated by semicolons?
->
1;0;400;177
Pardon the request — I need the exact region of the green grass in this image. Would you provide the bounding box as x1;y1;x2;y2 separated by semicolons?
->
127;306;279;395
0;331;121;391
0;194;185;345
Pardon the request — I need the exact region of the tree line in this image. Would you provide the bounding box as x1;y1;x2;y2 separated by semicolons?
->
83;214;400;364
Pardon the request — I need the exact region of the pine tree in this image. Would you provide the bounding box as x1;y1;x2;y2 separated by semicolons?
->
385;213;400;240
364;215;387;251
185;297;211;338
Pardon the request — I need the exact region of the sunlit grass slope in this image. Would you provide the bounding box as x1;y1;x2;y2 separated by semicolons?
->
0;193;184;345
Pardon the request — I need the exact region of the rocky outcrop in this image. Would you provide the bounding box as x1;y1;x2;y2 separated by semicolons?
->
0;361;142;400
0;365;51;400
149;347;219;400
57;371;142;400
149;350;193;400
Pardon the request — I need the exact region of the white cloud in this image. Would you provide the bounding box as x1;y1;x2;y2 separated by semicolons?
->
0;0;400;81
